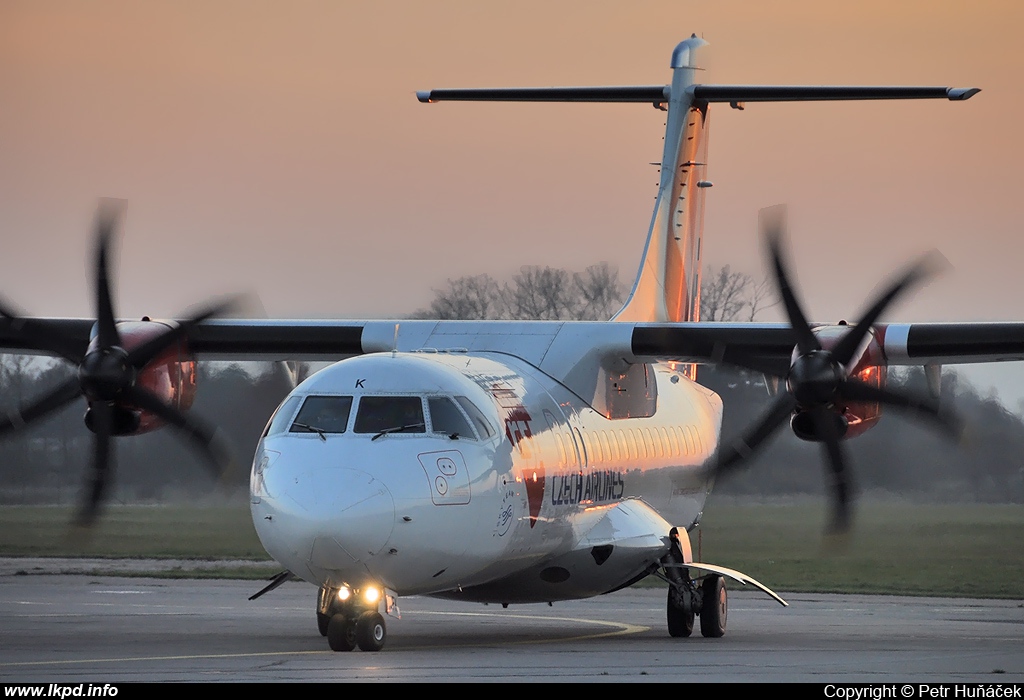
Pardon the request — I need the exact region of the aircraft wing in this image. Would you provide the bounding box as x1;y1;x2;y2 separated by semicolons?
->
7;318;1024;369
0;318;365;361
630;321;1024;369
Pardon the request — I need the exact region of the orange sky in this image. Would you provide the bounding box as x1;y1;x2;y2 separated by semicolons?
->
2;0;1023;401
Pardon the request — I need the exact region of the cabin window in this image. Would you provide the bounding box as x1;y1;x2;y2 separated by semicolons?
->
354;396;425;435
686;425;701;456
644;428;657;457
289;396;353;434
630;429;643;459
455;396;496;438
666;426;679;456
581;431;596;464
670;426;683;455
428;397;475;439
565;432;580;467
554;433;567;466
573;427;588;467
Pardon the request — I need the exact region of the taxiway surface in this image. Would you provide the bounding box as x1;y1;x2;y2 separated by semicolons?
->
1;574;1021;682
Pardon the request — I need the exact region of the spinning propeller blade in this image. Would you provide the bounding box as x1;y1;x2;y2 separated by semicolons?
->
0;200;238;526
711;206;959;534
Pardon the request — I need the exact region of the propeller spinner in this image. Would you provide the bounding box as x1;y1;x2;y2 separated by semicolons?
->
712;205;961;534
0;201;237;525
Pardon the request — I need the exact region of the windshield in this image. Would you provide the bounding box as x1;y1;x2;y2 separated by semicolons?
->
455;395;495;438
289;396;353;434
354;396;426;435
428;396;474;439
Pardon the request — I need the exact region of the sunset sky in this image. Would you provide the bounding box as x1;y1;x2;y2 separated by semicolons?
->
2;1;1023;402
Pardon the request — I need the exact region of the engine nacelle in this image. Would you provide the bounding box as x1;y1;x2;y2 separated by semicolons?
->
789;324;888;442
83;319;197;436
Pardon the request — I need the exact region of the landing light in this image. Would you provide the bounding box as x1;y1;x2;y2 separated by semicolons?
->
364;586;381;604
337;586;352;601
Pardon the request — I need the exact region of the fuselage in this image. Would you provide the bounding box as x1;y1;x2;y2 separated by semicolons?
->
250;351;722;604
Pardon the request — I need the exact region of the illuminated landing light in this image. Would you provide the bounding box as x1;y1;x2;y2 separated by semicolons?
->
364;586;381;605
338;586;352;601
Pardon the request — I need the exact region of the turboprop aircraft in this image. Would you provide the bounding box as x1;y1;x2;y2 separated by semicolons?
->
0;36;1016;652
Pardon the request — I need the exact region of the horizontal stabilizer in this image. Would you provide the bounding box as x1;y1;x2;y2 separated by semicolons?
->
417;86;668;103
417;85;980;105
689;85;980;102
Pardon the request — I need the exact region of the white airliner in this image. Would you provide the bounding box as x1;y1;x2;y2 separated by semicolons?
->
0;36;1012;652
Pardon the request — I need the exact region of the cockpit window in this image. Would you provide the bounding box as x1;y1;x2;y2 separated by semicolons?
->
354;396;426;435
428;397;475;439
264;396;301;437
289;396;353;434
455;396;496;438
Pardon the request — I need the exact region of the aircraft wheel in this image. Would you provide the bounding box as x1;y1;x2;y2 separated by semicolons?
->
667;589;694;638
699;575;727;638
327;614;357;652
356;611;387;652
317;612;330;637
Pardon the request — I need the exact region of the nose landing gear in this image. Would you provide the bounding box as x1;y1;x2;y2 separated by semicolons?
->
327;613;359;651
317;584;393;652
355;611;387;652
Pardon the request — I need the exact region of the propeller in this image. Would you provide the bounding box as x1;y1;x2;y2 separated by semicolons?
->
0;200;238;526
711;205;960;535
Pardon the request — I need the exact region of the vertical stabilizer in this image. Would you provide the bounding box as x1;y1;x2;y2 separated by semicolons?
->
613;36;711;324
416;37;977;327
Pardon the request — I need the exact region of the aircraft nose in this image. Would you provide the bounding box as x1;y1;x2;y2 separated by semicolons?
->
257;464;396;571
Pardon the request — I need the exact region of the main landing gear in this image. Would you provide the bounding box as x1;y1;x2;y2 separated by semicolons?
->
317;583;394;652
660;527;728;638
665;570;727;638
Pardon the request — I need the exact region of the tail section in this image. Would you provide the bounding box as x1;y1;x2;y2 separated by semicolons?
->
416;39;978;325
613;36;710;324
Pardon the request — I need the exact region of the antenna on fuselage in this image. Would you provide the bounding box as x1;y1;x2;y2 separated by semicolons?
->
391;323;399;358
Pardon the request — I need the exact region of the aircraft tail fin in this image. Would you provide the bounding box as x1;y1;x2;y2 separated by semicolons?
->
417;38;979;325
613;36;711;324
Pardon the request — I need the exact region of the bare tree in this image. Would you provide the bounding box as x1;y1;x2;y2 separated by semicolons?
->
700;264;777;321
572;263;625;321
745;275;778;322
418;263;772;322
412;274;502;320
413;264;625;321
501;266;576;320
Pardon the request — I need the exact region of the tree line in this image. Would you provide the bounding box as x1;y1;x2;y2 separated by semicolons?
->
410;262;775;322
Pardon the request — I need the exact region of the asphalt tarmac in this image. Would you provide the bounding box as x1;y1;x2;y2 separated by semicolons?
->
1;573;1022;683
